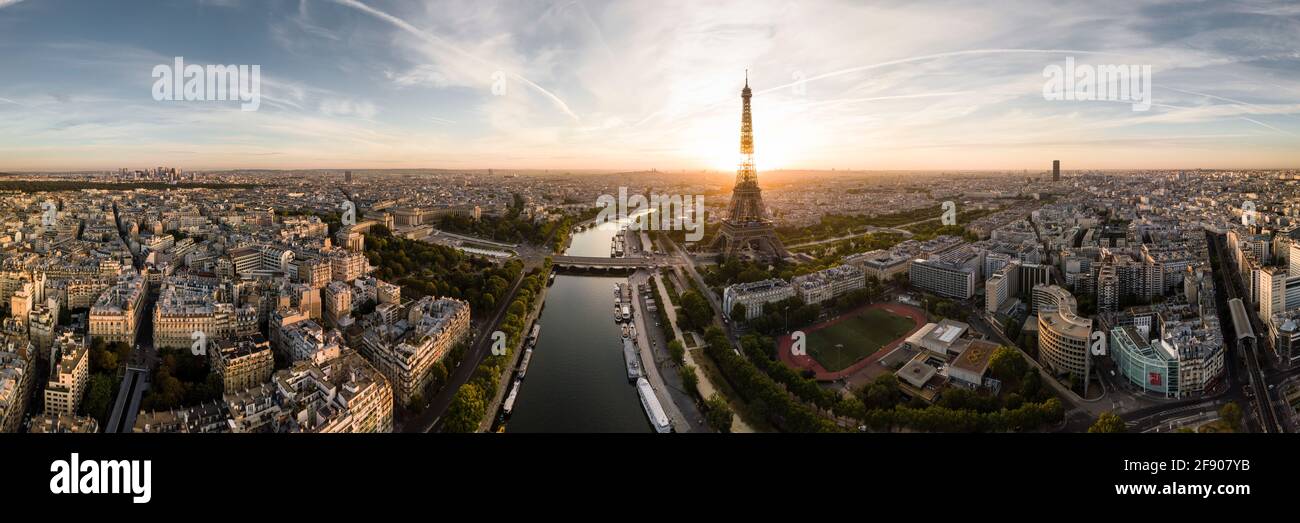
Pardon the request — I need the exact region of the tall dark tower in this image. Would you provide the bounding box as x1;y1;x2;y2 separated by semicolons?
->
708;71;788;261
1052;160;1060;181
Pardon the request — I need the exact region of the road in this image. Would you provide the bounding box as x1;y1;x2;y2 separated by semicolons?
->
630;270;707;432
403;265;528;433
105;203;158;433
628;272;702;432
402;215;569;432
1207;232;1283;433
551;253;680;268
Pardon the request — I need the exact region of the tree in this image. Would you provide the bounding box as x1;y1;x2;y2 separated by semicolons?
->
667;339;685;365
704;394;734;433
428;362;449;391
680;291;713;331
82;374;115;423
1088;411;1126;433
1019;369;1043;401
444;384;486;433
1002;316;1021;339
1219;402;1243;432
988;346;1027;383
679;364;699;399
859;374;902;410
730;302;746;322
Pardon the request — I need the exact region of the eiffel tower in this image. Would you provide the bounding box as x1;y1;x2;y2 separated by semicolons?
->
708;71;789;261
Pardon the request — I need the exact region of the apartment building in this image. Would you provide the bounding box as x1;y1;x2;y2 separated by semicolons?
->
89;272;146;345
722;278;795;320
44;332;89;417
212;336;275;393
359;296;470;405
791;264;865;305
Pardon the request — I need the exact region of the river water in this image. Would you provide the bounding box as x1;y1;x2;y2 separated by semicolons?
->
506;216;652;432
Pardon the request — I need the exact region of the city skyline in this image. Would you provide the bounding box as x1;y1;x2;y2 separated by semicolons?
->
1;0;1299;171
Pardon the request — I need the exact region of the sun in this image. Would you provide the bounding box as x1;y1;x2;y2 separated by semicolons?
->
685;120;798;173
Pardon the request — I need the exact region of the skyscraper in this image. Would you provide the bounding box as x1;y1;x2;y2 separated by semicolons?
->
707;72;788;261
1053;160;1060;181
344;170;352;183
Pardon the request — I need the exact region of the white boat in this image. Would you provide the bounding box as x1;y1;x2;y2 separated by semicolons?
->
527;323;541;347
623;338;640;381
518;347;534;379
502;378;522;416
637;377;671;433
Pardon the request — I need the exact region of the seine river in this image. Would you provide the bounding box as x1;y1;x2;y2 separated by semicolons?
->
506;217;652;433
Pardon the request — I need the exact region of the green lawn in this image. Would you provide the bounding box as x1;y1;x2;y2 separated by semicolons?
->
805;308;917;372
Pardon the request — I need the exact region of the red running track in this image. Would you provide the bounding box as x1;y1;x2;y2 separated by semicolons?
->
777;302;928;382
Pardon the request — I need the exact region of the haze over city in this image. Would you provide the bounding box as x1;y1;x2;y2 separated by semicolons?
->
2;0;1299;171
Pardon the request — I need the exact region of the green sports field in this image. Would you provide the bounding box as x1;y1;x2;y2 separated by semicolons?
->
806;308;917;372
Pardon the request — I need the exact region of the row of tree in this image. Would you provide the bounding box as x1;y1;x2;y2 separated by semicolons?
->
140;351;224;412
443;264;549;433
857;398;1064;432
80;340;134;424
700;327;838;432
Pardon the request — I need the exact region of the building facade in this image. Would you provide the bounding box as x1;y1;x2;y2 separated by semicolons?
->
722;278;795;320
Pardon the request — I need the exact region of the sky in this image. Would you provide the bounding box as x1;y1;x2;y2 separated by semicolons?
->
1;0;1299;172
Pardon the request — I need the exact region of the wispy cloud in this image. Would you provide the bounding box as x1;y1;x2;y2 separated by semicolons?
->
328;0;579;121
0;0;1298;170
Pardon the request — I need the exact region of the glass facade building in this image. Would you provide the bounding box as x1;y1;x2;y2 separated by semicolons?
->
1110;325;1179;398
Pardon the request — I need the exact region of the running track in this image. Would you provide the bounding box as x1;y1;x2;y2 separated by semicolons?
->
777;302;928;381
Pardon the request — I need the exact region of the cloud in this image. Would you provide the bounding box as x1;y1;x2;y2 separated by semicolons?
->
2;0;1299;170
327;0;579;121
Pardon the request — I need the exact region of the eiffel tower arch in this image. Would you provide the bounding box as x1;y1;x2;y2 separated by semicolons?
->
707;72;789;261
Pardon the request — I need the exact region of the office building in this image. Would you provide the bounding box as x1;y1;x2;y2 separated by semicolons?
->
1035;285;1092;392
910;258;976;299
